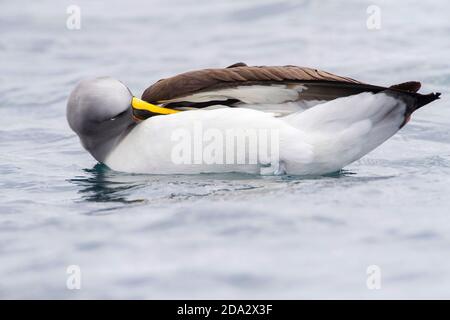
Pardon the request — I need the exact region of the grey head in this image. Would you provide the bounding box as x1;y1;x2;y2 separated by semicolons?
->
67;77;136;163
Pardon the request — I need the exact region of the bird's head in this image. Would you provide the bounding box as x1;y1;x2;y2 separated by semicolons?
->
66;77;137;163
67;77;181;163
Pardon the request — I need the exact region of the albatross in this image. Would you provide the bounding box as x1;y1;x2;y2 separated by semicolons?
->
67;63;440;175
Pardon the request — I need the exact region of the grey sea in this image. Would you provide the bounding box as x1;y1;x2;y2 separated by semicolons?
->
0;0;449;299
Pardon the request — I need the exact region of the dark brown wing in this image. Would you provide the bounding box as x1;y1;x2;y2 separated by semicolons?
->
142;65;362;103
141;64;440;114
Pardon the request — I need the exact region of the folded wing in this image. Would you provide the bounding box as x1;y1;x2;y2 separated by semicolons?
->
141;63;440;118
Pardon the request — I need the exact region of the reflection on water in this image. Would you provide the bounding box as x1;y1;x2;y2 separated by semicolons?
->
68;163;359;205
69;163;149;204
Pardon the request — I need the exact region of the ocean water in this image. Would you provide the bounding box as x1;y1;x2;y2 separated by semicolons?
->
0;0;449;299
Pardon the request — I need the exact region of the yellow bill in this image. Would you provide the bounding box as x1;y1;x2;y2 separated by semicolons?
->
131;97;180;121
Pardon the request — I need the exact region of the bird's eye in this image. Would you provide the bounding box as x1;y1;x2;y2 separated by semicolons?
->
110;110;127;121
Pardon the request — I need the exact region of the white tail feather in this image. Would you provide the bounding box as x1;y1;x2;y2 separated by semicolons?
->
282;92;407;174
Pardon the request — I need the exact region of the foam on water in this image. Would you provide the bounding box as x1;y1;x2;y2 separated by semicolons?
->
0;0;449;298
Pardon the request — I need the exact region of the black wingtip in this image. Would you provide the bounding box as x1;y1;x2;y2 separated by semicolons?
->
416;92;441;109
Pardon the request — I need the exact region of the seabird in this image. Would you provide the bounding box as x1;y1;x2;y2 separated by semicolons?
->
67;63;440;175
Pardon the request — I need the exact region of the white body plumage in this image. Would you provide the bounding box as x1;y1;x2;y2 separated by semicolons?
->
104;88;406;175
